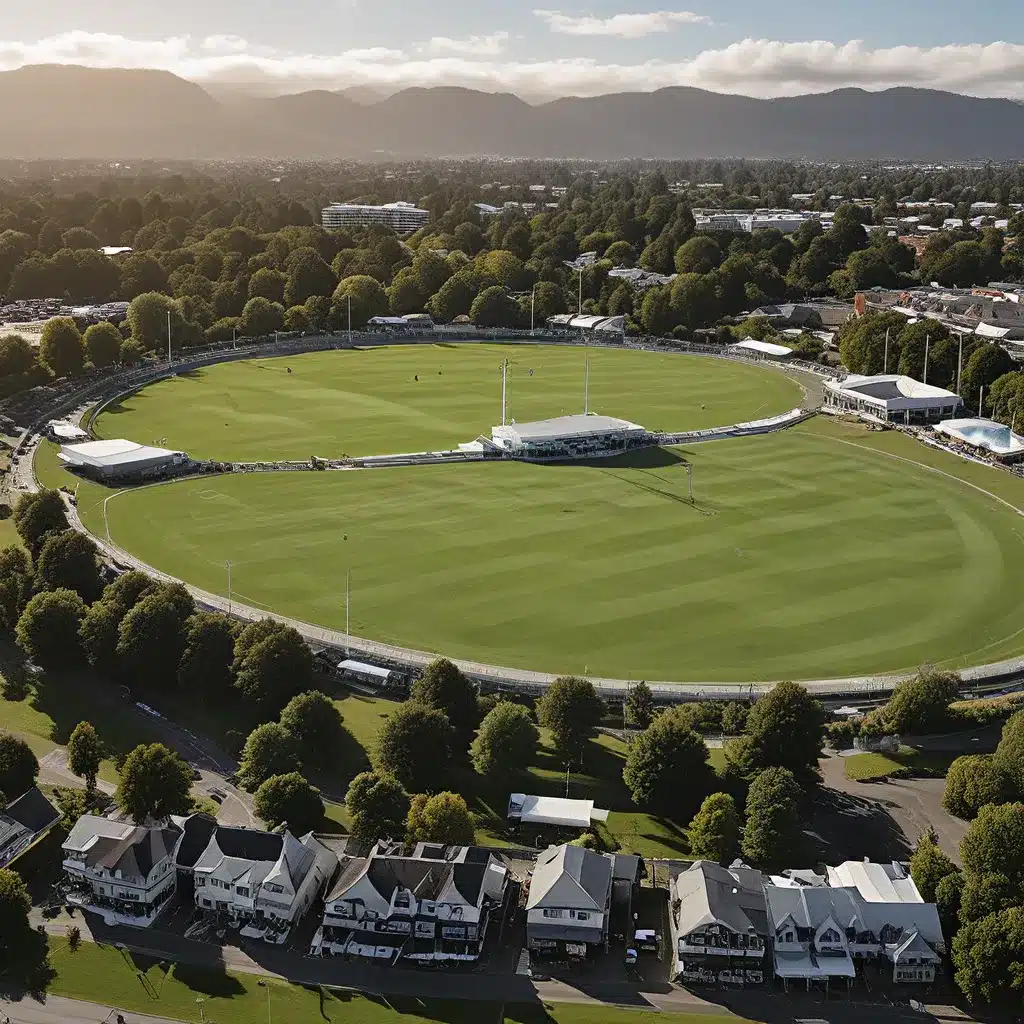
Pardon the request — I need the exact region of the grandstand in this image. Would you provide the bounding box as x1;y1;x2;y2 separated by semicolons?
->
823;374;961;424
488;414;650;460
58;439;190;483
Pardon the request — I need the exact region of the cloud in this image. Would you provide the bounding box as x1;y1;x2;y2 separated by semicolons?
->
533;9;712;38
422;33;509;57
3;32;1024;101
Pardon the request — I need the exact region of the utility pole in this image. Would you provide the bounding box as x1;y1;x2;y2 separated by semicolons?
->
501;359;509;426
584;354;590;415
923;334;929;385
530;284;536;335
957;334;964;396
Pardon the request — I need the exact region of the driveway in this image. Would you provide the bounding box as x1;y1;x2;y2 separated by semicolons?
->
820;755;968;863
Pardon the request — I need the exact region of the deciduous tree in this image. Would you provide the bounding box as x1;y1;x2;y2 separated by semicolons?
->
375;702;453;793
942;755;1011;820
0;868;31;960
16;588;86;667
345;770;410;843
0;734;38;799
406;791;475;846
909;830;959;902
83;321;123;368
952;907;1024;1009
624;681;654;729
116;743;193;823
279;691;345;769
411;658;479;750
537;676;603;764
39;317;84;377
253;772;323;835
13;489;67;556
470;701;539;779
740;767;802;870
67;721;103;795
687;792;741;864
35;529;103;602
177;612;236;703
238;722;297;792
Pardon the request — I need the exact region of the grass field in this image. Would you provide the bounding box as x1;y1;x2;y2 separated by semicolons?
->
45;939;757;1024
94;416;1024;682
92;344;806;460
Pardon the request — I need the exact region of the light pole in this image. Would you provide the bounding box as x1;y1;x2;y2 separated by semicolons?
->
226;560;232;616
232;326;238;350
347;294;352;346
530;284;536;335
923;334;929;385
167;309;172;365
345;568;351;657
956;334;964;395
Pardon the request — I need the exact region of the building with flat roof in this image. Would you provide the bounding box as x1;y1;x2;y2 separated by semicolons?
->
322;202;429;234
490;414;649;461
58;438;189;482
935;418;1024;461
507;793;609;829
823;374;961;424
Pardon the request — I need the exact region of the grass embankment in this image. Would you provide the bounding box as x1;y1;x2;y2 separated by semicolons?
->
843;745;968;782
44;938;755;1024
99;416;1024;682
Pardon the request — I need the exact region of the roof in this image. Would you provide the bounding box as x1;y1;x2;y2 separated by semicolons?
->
337;659;391;680
546;313;625;332
493;414;646;445
527;844;612;912
826;861;922;904
826;374;959;405
194;825;285;880
935;418;1024;457
174;813;219;870
3;787;59;835
673;861;769;939
65;815;136;853
64;816;181;879
47;420;88;440
507;794;609;829
59;438;184;468
731;339;793;358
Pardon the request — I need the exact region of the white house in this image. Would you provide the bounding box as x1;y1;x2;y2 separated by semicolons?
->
526;844;613;959
61;815;182;927
313;841;509;964
765;884;944;987
0;787;59;867
190;825;337;943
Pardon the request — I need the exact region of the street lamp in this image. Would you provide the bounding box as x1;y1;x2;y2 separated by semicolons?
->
530;284;536;335
226;560;232;616
347;294;352;346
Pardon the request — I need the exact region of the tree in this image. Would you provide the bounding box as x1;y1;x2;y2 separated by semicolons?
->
470;285;521;328
470;701;539;779
0;734;38;799
119;337;145;365
116;589;192;686
961;343;1015;411
942;755;1011;820
16;588;86;667
622;708;714;816
952;907;1024;1009
127;291;177;351
39;317;84;377
239;296;284;338
935;869;964;941
877;668;961;735
961;802;1024;896
13;489;67;556
411;658;479;749
116;743;193;823
234;623;313;716
674;236;723;275
0;334;38;378
177;612;236;703
687;792;741;864
83;321;122;368
345;770;410;843
35;529;103;602
67;721;103;795
284;248;337;308
238;722;297;792
248;268;286;304
279;691;345;769
331;275;388;328
0;868;31;960
727;681;825;783
536;677;603;764
375;702;453;793
253;772;323;835
741;767;802;870
909;830;959;902
994;709;1024;793
960;872;1018;925
426;273;475;322
670;273;720;330
0;545;33;631
406;791;475;846
625;681;654;729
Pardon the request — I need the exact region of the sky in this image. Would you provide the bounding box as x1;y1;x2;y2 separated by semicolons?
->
3;1;1024;100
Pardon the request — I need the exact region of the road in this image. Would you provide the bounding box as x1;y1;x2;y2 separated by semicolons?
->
0;994;181;1024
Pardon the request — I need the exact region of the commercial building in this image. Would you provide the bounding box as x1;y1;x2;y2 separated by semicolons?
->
546;313;625;336
526;844;614;959
823;374;962;424
313;840;509;963
671;861;769;986
58;438;189;482
322;202;429;235
934;418;1024;461
62;815;182;927
489;414;650;461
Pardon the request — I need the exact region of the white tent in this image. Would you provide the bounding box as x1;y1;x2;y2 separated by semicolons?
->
507;793;609;829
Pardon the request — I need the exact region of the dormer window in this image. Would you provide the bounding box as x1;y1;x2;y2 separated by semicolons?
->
394;891;411;909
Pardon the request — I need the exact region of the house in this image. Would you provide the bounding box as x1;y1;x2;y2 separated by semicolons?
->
61;815;181;927
189;825;337;943
765;884;944;988
526;844;613;959
670;861;769;986
314;841;509;963
0;787;59;867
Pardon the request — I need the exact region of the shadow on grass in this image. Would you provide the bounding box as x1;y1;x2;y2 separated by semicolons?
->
539;446;687;470
0;929;55;1000
172;962;247;998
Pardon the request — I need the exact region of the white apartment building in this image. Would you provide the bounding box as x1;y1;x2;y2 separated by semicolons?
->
61;815;182;927
322;201;429;234
189;825;337;944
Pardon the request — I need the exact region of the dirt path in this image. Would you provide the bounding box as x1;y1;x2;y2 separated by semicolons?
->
821;754;968;863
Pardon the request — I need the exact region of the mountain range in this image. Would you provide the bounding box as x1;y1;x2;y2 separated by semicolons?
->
2;64;1023;162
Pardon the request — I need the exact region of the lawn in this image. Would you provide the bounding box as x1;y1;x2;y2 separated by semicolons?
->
92;344;806;461
44;938;758;1024
842;744;969;781
99;416;1024;682
334;694;700;860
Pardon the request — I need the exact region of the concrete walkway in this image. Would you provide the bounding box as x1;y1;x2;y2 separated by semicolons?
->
0;994;180;1024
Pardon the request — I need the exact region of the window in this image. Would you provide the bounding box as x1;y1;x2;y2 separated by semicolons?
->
820;928;841;944
196;877;206;887
571;911;590;921
263;882;285;894
542;909;562;919
784;932;794;944
394;892;411;909
237;886;249;897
